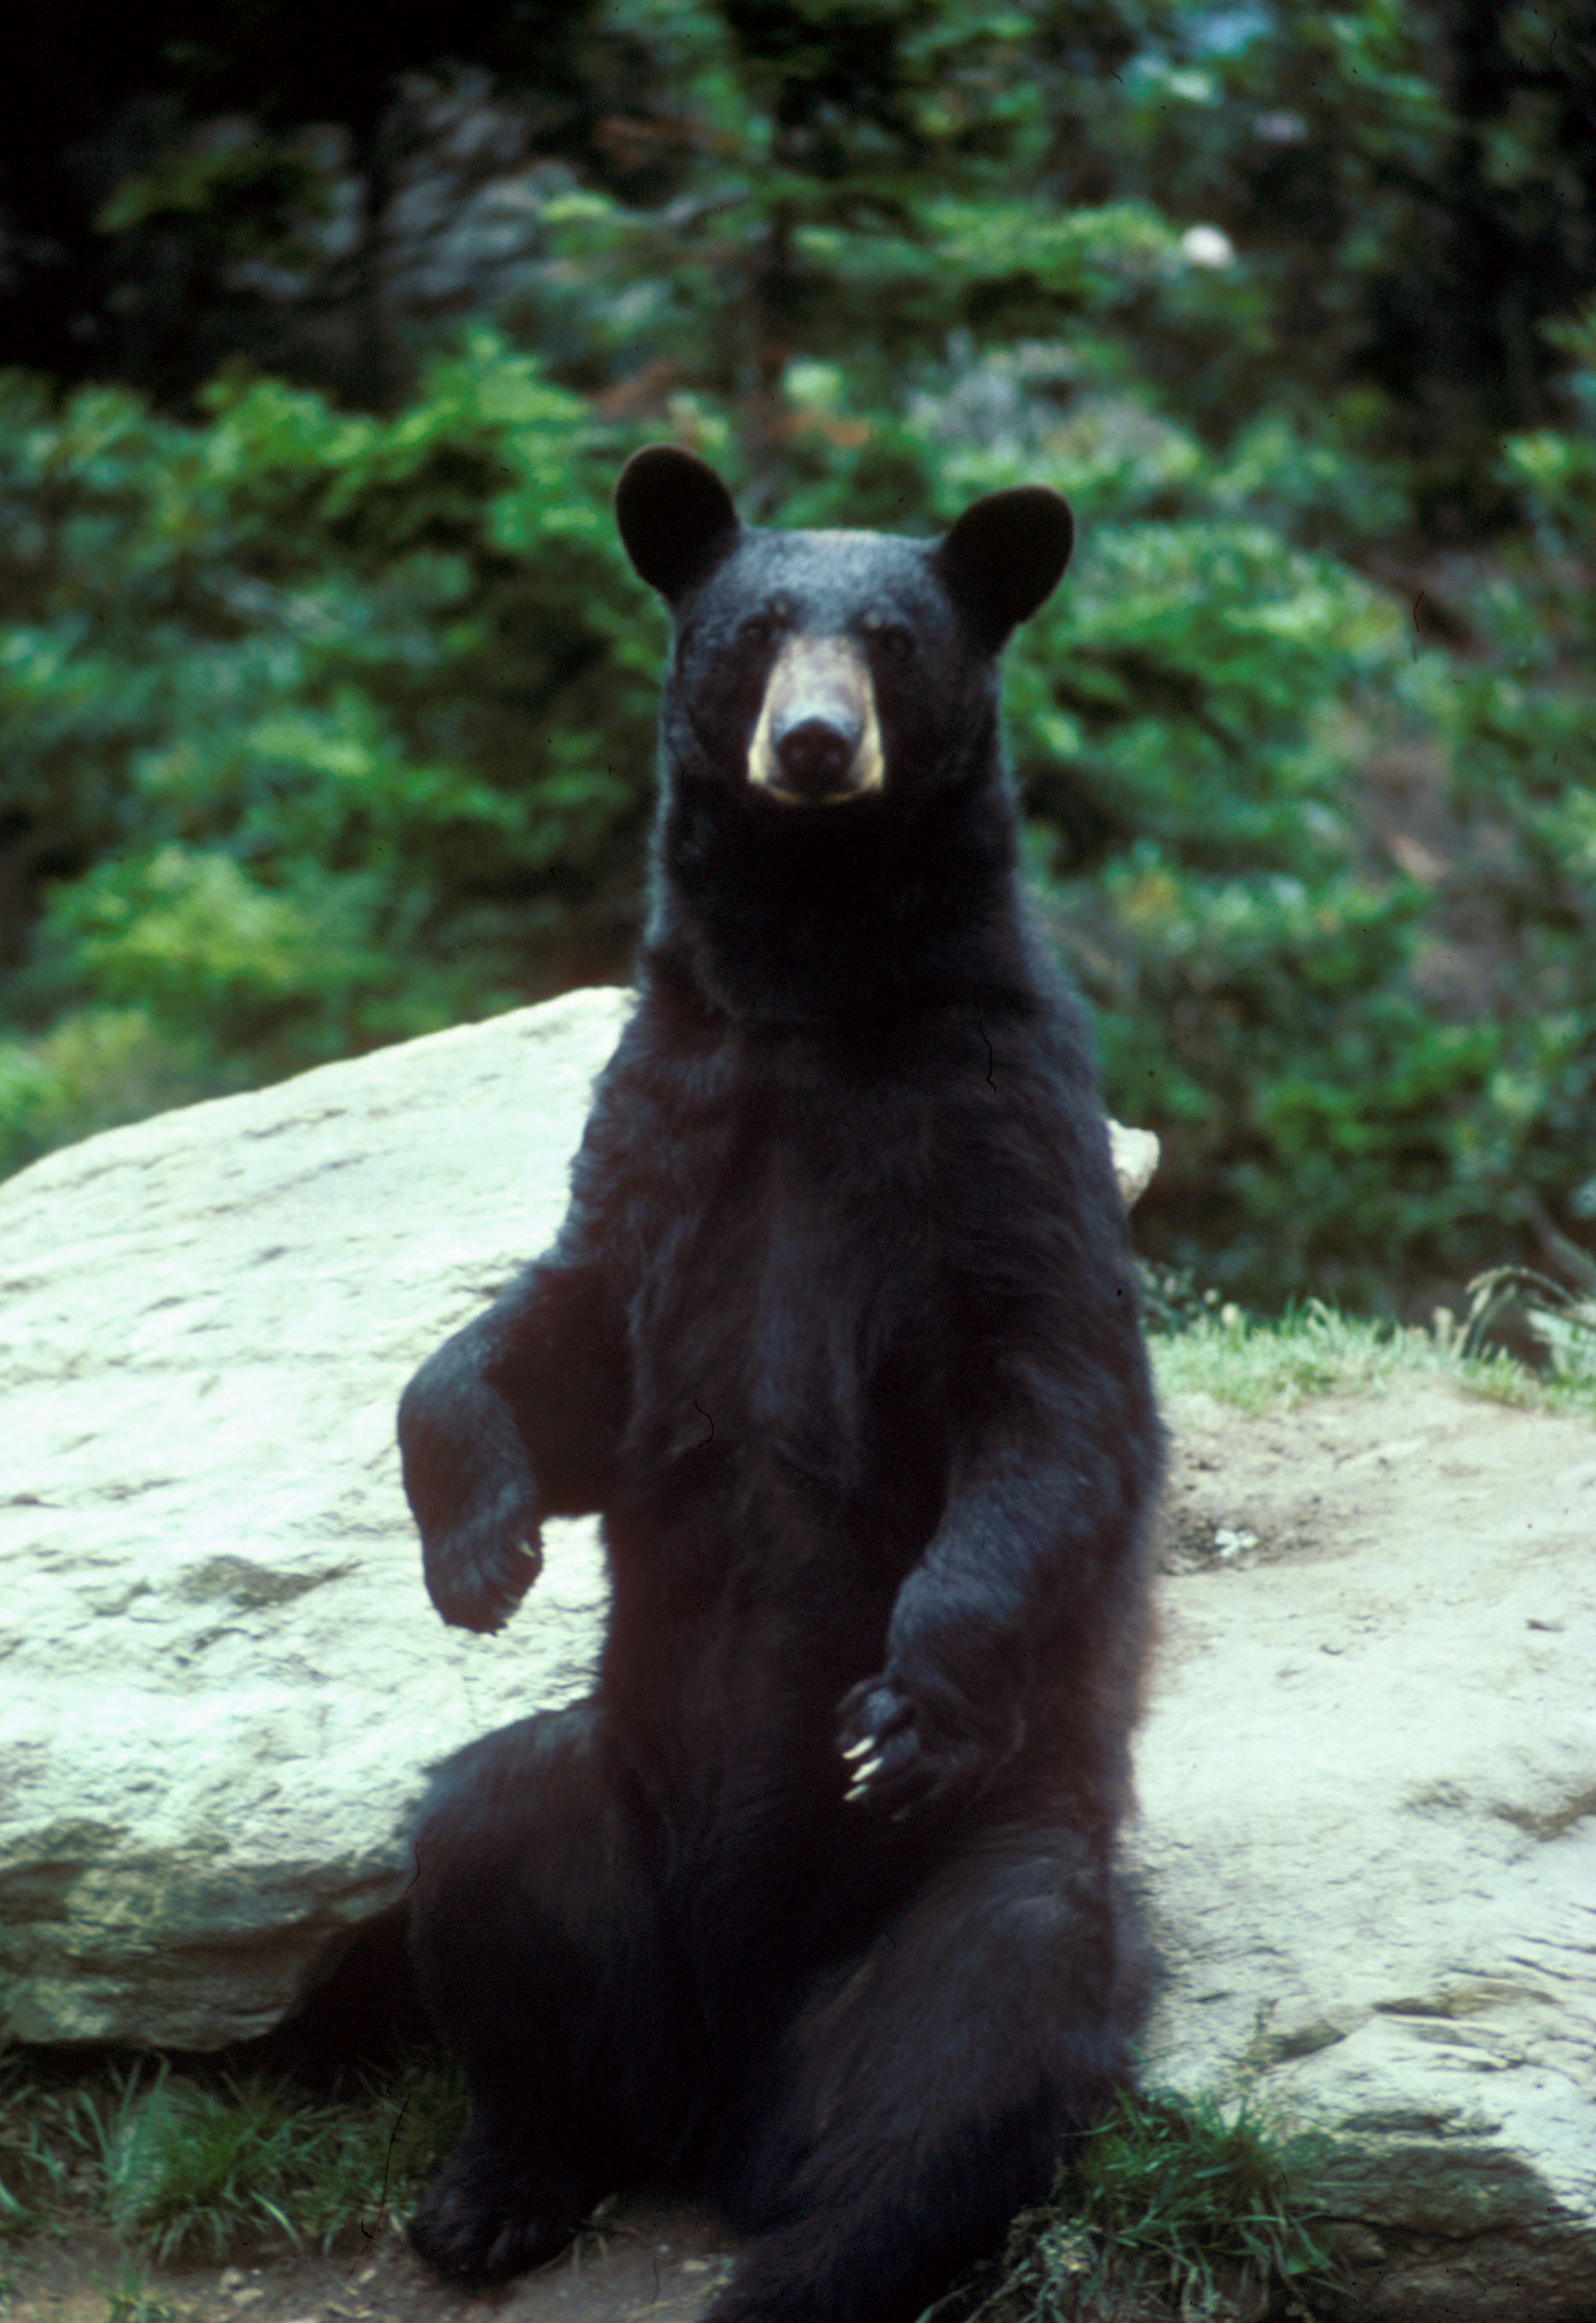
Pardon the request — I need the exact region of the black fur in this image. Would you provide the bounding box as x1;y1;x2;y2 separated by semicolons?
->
399;448;1160;2318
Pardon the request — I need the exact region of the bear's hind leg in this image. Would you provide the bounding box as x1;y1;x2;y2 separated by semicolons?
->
406;1704;696;2284
711;1827;1145;2323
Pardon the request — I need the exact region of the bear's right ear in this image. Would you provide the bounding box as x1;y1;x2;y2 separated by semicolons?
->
616;445;741;604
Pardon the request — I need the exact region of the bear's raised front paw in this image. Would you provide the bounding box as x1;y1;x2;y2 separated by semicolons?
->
424;1512;544;1634
408;2139;581;2284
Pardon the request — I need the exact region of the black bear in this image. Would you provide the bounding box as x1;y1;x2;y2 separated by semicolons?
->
398;446;1160;2320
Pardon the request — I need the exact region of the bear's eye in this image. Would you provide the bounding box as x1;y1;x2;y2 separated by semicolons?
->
739;612;779;647
874;624;916;665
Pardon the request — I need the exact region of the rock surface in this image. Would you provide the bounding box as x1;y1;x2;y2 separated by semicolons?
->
1142;1386;1596;2319
3;986;1593;2315
1;990;630;2048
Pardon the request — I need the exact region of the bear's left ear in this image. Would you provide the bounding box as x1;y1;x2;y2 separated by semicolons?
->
616;445;741;604
933;486;1074;647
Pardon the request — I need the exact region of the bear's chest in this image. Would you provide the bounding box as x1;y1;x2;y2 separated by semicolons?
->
596;1011;1062;1524
627;1097;939;1453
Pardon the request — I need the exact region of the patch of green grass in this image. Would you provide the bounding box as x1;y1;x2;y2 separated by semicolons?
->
1149;1297;1596;1419
102;2262;186;2323
0;2057;112;2239
929;2089;1344;2323
0;2051;467;2265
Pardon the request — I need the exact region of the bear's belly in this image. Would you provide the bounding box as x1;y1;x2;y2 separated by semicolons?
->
602;1457;919;1708
598;1489;934;1974
592;1103;963;1915
598;1442;926;1769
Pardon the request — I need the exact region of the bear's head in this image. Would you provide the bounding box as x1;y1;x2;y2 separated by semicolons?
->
616;446;1073;812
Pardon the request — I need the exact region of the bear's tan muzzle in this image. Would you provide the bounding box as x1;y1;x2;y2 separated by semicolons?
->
747;636;886;805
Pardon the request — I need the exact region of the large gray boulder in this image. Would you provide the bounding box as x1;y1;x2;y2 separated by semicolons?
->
1;990;629;2048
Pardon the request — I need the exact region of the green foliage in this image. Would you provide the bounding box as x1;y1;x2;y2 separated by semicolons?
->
1032;298;1596;1308
1063;851;1511;1305
2;0;1595;1312
103;2061;466;2262
1327;298;1596;1305
0;322;1412;1267
0;1010;217;1169
15;0;1595;493
0;339;658;1174
930;2088;1344;2323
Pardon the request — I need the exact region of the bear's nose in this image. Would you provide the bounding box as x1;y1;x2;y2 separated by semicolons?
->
773;711;862;798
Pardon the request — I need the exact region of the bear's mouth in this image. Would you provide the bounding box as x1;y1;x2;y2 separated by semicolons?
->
746;635;886;806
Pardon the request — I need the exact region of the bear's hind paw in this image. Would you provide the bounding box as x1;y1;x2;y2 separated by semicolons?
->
408;2143;582;2285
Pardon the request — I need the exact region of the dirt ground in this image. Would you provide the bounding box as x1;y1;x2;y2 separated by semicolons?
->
0;2197;739;2323
1152;1366;1596;1581
3;1372;1592;2323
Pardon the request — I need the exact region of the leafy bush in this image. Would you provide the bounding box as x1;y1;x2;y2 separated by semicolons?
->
1399;302;1596;1267
1041;304;1596;1309
3;61;1595;1312
4;313;1596;1312
0;342;657;1173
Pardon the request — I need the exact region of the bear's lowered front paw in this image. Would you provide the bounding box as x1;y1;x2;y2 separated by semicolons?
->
836;1676;990;1819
